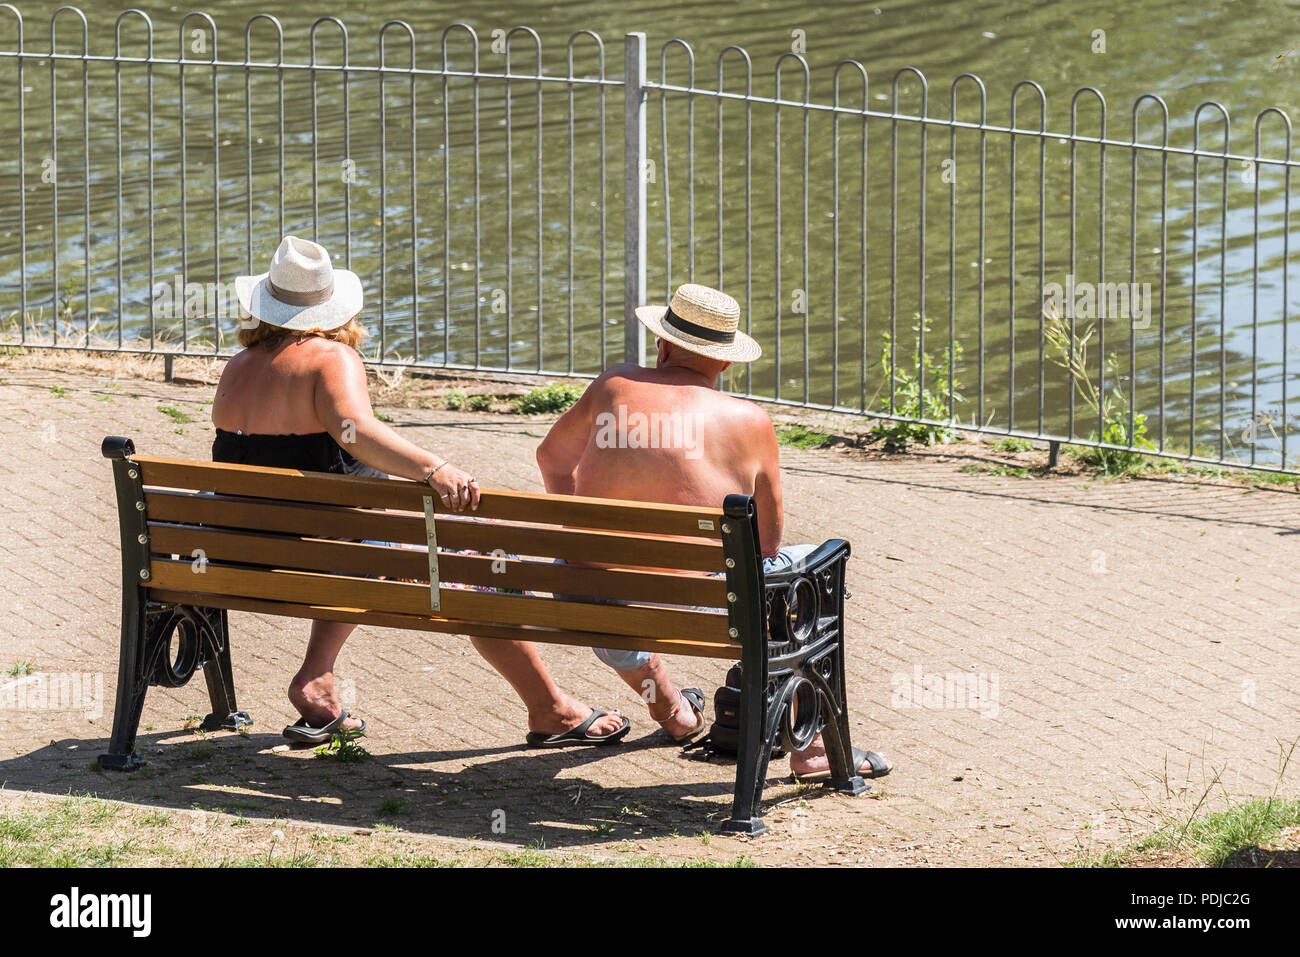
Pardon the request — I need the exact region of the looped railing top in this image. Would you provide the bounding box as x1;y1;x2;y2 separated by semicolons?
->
950;72;987;125
566;29;604;80
177;11;214;63
1192;100;1231;155
1069;86;1107;137
890;65;928;115
716;44;753;96
1010;79;1046;131
1131;92;1169;146
503;25;542;79
659;37;694;87
439;21;478;73
113;8;151;58
49;3;86;55
0;3;21;46
243;13;283;65
832;59;868;110
309;15;348;68
378;18;415;69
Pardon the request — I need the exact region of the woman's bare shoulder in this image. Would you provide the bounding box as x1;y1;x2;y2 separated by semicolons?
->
296;336;363;370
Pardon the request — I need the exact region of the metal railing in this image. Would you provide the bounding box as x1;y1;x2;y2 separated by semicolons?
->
1;6;1297;472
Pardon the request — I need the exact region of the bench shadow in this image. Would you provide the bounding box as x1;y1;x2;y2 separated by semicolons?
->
1221;846;1300;868
0;730;809;852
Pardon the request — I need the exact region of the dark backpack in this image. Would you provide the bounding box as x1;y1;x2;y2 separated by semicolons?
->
685;663;785;759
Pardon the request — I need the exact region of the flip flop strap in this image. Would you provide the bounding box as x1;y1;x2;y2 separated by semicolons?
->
570;708;605;738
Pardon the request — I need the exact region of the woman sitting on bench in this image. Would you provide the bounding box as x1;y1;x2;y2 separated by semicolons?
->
210;235;631;747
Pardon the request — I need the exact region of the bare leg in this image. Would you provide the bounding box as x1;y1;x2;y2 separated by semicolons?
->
612;653;699;739
287;619;364;732
470;636;624;737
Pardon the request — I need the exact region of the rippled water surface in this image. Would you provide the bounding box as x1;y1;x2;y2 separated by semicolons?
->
2;1;1299;460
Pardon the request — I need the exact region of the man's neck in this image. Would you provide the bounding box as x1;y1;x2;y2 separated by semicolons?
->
656;356;719;389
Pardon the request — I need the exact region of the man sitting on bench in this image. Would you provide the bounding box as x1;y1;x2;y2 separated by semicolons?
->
536;283;891;780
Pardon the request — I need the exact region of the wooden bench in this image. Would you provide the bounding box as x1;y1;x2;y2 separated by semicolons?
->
100;434;867;834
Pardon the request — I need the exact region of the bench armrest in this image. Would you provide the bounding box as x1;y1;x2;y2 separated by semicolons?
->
102;436;137;460
760;539;850;589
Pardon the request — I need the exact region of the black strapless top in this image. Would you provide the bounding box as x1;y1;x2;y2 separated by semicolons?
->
212;428;386;479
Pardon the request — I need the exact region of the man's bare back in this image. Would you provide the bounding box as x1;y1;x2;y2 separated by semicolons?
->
537;342;784;557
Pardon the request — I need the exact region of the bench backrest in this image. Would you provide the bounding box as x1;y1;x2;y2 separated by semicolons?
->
103;438;754;661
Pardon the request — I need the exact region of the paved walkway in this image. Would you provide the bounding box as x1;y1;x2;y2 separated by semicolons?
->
1;363;1297;865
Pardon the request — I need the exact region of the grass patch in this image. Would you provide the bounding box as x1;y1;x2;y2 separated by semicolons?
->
377;797;406;818
960;463;1032;479
1044;303;1154;476
4;661;35;678
49;385;69;397
0;792;762;868
775;425;833;449
1074;739;1300;867
512;382;584;415
314;729;371;763
158;405;195;424
992;436;1034;453
1076;797;1300;868
375;411;395;423
871;314;964;451
443;389;467;410
464;393;496;412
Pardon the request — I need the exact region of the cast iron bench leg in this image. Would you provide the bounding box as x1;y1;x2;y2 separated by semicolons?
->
720;628;774;836
99;585;149;771
199;608;251;733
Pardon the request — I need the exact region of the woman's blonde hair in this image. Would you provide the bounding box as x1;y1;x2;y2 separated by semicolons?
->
236;315;369;351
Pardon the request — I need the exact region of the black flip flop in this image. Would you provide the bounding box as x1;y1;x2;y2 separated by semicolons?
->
283;710;366;745
668;688;707;744
792;746;892;782
525;709;631;748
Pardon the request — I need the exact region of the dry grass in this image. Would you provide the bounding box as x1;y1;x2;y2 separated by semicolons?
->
0;789;754;868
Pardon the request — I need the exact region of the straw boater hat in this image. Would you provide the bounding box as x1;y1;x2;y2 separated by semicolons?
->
635;283;761;363
235;235;363;331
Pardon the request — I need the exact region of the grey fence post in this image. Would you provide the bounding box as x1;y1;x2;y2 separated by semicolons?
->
623;32;647;365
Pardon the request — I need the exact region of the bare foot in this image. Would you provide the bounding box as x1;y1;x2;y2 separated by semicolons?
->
649;688;702;740
288;672;364;732
527;693;625;738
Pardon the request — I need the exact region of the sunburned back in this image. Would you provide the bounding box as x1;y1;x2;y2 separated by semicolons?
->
573;364;763;507
212;337;334;434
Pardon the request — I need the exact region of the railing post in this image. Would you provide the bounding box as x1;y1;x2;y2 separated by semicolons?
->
623;32;647;366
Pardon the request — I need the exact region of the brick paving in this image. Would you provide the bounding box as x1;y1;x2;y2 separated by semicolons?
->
1;362;1298;865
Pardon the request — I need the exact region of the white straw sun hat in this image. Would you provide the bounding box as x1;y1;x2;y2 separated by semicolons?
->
235;235;363;331
634;283;761;363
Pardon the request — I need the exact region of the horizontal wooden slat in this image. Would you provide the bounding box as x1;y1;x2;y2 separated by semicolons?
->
148;559;732;644
147;524;727;607
147;588;742;660
135;456;725;538
144;490;724;571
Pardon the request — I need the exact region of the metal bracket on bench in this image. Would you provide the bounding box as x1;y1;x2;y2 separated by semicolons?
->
422;495;442;612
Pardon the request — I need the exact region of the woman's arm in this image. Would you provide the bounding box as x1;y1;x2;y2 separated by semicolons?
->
312;343;480;510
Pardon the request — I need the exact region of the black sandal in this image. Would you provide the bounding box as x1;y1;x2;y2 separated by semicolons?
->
525;709;631;748
282;710;366;745
792;746;892;782
665;688;707;744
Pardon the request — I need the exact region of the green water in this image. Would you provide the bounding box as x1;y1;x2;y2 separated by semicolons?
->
1;0;1299;463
